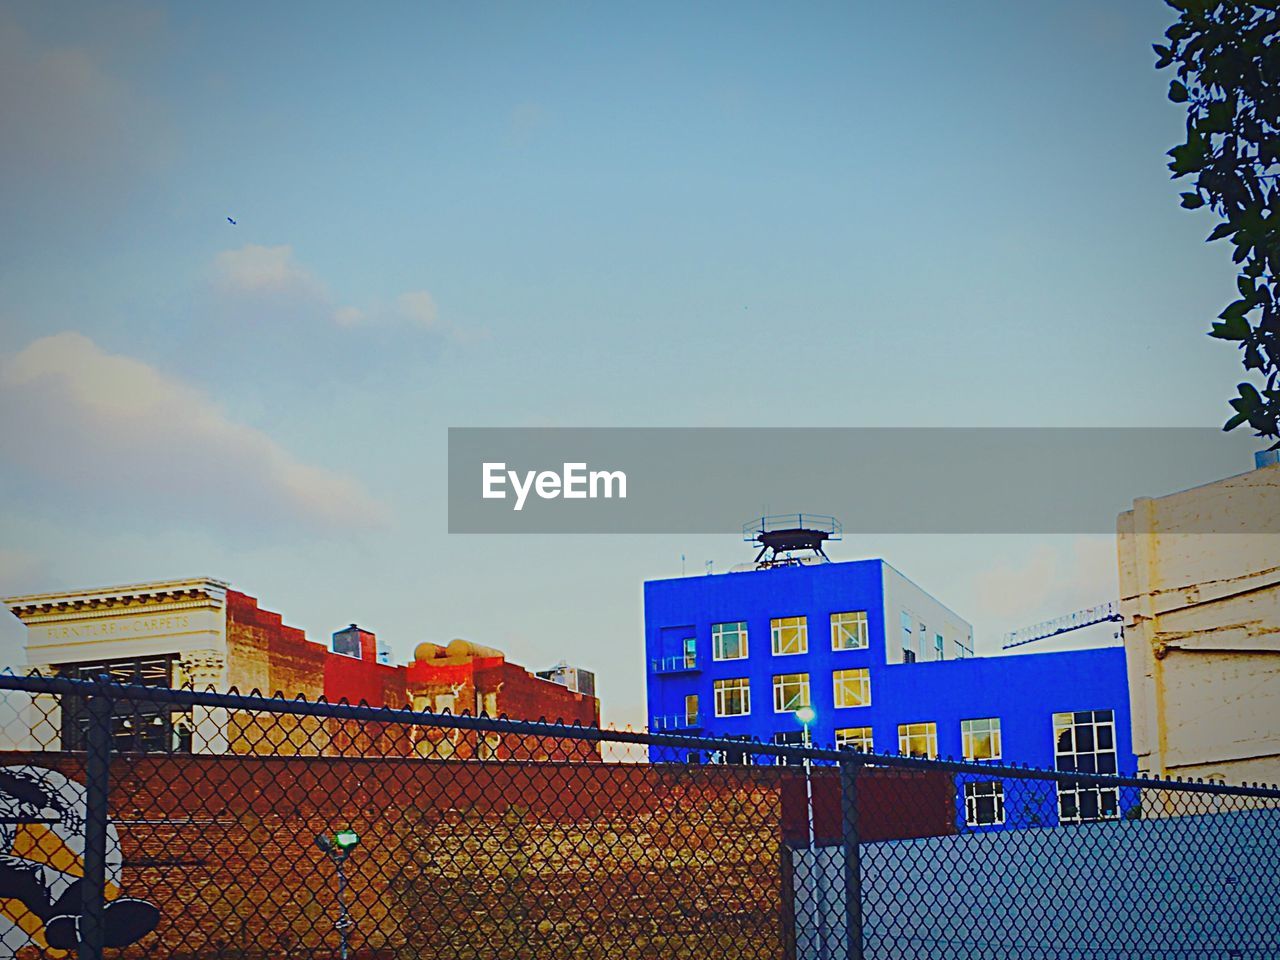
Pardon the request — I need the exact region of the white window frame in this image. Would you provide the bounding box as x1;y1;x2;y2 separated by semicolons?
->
898;721;937;758
835;727;873;753
833;668;871;708
964;780;1006;826
771;616;808;656
934;634;945;661
830;611;869;651
712;622;748;661
772;673;811;713
900;612;916;663
1053;709;1120;823
713;677;751;717
961;717;1002;761
773;730;807;766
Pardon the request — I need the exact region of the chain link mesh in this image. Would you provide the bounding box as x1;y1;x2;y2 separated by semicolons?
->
0;674;1275;959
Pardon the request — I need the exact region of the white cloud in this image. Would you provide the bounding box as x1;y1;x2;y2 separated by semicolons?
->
212;245;483;343
0;333;387;534
213;244;328;301
397;290;440;330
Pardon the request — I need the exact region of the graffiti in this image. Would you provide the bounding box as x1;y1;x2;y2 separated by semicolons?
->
0;766;157;956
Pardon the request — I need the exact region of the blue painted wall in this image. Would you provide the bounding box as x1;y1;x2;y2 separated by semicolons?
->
643;559;1136;785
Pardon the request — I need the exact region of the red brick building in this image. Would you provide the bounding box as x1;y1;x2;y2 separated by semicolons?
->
4;578;600;759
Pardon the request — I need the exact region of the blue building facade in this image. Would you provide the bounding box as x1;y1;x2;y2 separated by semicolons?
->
644;559;1137;828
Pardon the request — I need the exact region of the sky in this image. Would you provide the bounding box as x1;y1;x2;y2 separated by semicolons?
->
0;1;1256;728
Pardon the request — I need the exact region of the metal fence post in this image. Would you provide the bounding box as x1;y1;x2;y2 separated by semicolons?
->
80;679;112;960
839;754;863;960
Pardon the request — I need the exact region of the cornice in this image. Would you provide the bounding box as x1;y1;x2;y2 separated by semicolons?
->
5;578;229;621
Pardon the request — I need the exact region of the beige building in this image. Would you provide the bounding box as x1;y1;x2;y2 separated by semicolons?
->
1118;456;1280;784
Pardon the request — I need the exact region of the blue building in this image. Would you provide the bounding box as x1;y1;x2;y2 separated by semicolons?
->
644;558;1137;828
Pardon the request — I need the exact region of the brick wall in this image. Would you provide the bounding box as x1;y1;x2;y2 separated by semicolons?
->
0;752;957;959
7;753;801;959
225;591;327;699
221;591;600;764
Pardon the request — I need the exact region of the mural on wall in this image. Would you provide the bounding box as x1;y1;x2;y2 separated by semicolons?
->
0;766;158;956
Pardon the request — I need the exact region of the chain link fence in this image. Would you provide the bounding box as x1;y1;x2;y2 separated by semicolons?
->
0;673;1275;959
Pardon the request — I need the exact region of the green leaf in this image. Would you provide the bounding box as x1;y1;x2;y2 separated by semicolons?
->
1207;223;1235;242
1205;101;1233;132
1210;314;1251;340
1219;299;1252;320
1180;191;1205;208
1169;80;1189;103
1224;411;1249;431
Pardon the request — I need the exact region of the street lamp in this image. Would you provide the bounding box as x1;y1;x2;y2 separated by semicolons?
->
794;705;828;959
793;706;817;844
795;705;816;742
316;830;359;960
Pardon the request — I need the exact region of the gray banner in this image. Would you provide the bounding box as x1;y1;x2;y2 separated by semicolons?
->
448;428;1276;534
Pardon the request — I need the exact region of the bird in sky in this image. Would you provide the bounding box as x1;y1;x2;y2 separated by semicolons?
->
226;217;237;225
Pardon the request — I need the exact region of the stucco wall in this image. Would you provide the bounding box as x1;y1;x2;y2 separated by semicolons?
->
1118;462;1280;783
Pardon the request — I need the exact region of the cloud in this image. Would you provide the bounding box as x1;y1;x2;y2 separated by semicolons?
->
213;244;328;301
0;333;387;534
212;245;484;343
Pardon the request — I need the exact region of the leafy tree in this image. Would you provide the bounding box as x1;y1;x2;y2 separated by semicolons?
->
1157;0;1280;446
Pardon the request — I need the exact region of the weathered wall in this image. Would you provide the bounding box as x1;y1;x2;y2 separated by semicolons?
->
224;591;327;699
0;752;956;960
10;754;790;960
1118;462;1280;783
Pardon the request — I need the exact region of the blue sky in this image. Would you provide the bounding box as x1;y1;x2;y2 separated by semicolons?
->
0;1;1253;726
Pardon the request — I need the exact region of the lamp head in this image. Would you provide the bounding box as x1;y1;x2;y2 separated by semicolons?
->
794;706;816;725
334;829;360;851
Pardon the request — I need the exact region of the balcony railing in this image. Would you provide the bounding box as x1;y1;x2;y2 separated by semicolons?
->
650;656;700;674
652;712;702;731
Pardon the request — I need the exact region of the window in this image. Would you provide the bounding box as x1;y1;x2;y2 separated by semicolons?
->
712;622;748;661
900;612;916;663
964;781;1006;826
835;727;873;753
714;677;751;717
684;694;699;727
831;611;869;650
961;718;1002;761
1054;709;1120;823
771;616;808;656
773;730;807;766
833;668;871;708
898;722;938;758
772;673;810;713
59;656;191;754
332;630;363;659
683;637;697;668
934;634;945;661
